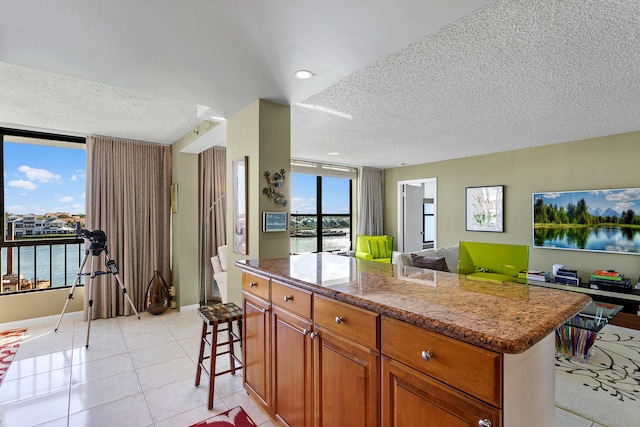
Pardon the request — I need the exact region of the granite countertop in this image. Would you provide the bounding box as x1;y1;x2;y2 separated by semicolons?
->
237;253;591;354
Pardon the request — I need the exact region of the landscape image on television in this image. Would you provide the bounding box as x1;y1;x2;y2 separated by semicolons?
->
533;188;640;254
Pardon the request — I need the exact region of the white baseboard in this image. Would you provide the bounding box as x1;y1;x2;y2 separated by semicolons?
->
0;310;83;331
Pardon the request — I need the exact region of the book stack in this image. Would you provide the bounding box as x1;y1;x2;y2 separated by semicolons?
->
588;269;632;293
518;269;551;282
554;268;580;286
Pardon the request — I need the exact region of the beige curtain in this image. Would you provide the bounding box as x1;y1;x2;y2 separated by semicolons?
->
199;146;226;303
357;167;384;235
85;136;172;318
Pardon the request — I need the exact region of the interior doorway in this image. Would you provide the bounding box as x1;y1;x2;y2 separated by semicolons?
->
397;178;437;253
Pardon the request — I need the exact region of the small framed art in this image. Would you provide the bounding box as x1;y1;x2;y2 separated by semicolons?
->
465;185;504;232
263;212;289;232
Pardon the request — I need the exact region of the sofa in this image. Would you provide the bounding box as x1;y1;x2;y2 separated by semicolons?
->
395;243;460;273
210;245;228;302
395;241;529;284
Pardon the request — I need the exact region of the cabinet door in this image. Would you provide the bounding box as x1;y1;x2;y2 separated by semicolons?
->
313;326;380;427
381;356;501;427
242;291;271;409
272;305;313;427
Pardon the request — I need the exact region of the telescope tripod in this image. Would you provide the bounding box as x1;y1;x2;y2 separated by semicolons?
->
55;241;140;348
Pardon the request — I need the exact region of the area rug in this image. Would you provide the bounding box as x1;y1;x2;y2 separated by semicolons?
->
0;328;26;386
555;324;640;427
190;406;257;427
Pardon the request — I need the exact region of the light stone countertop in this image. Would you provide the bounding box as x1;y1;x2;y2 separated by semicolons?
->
237;253;591;354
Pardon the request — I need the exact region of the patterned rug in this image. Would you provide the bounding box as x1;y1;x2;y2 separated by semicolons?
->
190;406;257;427
555;324;640;427
0;328;27;386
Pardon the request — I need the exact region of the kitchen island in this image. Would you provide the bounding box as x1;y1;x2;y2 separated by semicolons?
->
238;253;591;427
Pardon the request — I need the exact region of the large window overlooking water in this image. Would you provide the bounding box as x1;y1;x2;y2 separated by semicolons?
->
289;161;355;254
1;130;86;294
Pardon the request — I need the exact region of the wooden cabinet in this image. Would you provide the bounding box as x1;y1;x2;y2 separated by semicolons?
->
381;357;500;427
313;295;380;427
242;272;271;410
241;271;505;427
271;281;313;427
381;316;502;427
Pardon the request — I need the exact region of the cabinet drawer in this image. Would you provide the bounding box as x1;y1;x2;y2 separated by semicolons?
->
314;295;379;350
381;316;502;407
271;280;312;319
242;271;270;301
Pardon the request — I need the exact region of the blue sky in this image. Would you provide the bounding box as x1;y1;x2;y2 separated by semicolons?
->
290;173;350;214
4;141;86;215
534;188;640;214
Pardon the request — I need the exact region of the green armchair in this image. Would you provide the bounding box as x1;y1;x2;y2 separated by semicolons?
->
355;235;394;263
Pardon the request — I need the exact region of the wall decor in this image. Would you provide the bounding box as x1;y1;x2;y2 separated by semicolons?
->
533;188;640;254
233;156;248;255
262;169;288;206
465;185;504;232
170;183;178;213
263;212;289;232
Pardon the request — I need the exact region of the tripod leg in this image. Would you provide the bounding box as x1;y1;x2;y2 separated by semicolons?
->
55;251;90;332
105;255;140;319
85;255;97;348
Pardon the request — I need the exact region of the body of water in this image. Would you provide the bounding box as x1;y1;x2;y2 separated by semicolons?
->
1;243;85;289
290;234;351;254
534;226;640;253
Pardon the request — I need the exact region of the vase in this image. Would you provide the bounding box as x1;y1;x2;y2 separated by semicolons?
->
145;271;170;315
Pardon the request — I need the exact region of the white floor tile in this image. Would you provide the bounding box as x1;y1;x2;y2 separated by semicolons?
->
67;392;153;427
68;371;142;414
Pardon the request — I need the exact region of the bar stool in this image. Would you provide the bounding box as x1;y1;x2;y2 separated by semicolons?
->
195;302;243;409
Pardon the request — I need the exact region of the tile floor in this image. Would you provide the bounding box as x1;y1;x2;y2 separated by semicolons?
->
0;308;602;427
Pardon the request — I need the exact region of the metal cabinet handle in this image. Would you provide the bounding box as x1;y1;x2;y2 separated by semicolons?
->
284;295;294;302
302;328;310;336
310;332;318;339
261;307;270;314
335;316;344;324
421;350;433;361
249;282;257;288
478;419;492;427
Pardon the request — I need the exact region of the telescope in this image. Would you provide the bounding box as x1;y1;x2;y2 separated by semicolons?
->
76;222;107;255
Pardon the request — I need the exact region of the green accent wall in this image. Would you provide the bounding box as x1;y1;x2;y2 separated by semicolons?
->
384;131;640;283
226;99;291;306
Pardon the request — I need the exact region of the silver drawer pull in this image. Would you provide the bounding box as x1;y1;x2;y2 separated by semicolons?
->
421;350;433;361
335;316;344;324
302;328;310;335
249;282;257;288
284;295;294;302
478;419;492;427
261;307;270;314
310;332;318;339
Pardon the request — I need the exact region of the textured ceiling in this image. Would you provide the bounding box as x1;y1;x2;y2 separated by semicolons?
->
1;0;639;168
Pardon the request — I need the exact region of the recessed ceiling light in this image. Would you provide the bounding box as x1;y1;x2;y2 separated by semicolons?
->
294;70;314;80
329;152;339;156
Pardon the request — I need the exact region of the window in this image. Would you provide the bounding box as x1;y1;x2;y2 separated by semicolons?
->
289;161;355;254
1;128;86;294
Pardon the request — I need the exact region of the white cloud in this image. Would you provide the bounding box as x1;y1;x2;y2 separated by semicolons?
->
9;180;37;190
59;196;74;202
18;165;62;183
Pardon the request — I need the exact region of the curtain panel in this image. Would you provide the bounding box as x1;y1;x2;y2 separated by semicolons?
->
357;167;384;235
198;146;226;303
85;136;172;319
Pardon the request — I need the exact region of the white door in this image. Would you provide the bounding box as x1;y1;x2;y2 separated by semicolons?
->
402;184;424;252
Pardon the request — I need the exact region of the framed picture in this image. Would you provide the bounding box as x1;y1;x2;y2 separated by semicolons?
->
465;185;504;232
533;187;640;254
263;212;289;232
233;156;248;255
